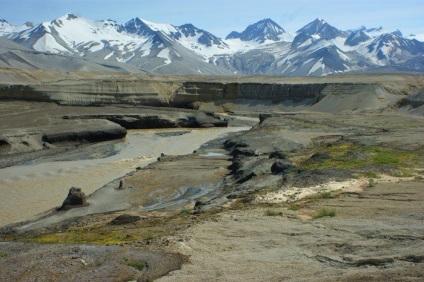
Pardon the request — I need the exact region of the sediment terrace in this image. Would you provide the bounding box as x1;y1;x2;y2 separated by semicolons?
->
1;68;423;113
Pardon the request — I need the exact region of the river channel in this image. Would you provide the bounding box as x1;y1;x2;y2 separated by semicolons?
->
0;127;248;227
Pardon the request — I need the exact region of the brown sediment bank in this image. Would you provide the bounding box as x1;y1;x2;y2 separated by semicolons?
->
1;68;424;113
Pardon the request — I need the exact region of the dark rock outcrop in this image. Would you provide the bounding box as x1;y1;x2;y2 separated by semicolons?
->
44;120;127;143
399;91;424;111
58;187;87;211
231;148;257;157
289;170;351;188
269;151;287;159
64;112;228;129
310;152;331;160
0;138;12;154
111;214;141;225
271;160;295;174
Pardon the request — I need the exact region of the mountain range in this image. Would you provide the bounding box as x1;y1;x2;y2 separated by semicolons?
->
1;14;423;76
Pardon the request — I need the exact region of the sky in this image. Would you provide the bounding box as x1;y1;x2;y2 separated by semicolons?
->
2;0;424;37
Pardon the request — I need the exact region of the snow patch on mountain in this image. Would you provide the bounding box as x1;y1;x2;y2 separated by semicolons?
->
33;33;69;53
308;58;324;75
141;19;178;34
0;20;33;36
157;47;172;64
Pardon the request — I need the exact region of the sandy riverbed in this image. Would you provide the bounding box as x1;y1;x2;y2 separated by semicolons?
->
0;127;248;227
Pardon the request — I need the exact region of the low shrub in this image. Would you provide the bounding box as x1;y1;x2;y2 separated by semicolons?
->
265;209;283;216
312;208;336;219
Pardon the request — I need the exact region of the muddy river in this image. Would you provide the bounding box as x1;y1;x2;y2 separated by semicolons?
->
0;127;248;227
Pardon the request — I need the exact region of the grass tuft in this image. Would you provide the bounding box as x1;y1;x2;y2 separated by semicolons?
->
265;209;283;216
287;204;300;211
312;208;336;219
128;261;144;271
318;191;332;198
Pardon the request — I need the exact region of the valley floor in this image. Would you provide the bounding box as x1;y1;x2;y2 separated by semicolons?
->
1;98;424;281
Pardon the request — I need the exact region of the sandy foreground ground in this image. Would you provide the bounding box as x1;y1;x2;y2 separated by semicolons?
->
1;177;421;281
158;179;424;281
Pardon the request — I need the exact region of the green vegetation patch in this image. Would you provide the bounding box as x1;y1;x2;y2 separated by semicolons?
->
26;226;161;244
128;261;144;271
18;209;221;245
318;191;332;198
23;217;168;244
265;209;283;216
312;208;337;219
300;142;422;174
0;253;8;258
288;204;301;211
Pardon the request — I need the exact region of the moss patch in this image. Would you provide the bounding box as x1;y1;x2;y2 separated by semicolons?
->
26;225;163;245
299;143;422;175
17;209;220;245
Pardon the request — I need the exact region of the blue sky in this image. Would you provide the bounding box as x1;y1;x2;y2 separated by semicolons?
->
2;0;423;37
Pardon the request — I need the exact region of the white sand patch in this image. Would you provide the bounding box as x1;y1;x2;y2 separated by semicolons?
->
256;179;364;204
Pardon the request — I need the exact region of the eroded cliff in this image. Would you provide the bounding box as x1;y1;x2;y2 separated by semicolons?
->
1;68;423;113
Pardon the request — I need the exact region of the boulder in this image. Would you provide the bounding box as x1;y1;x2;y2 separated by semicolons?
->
58;187;87;211
271;160;295;174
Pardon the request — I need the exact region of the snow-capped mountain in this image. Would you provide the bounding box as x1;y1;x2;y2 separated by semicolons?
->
2;14;424;76
292;18;348;47
297;18;347;39
8;14;233;75
362;33;424;65
226;18;294;43
0;20;33;36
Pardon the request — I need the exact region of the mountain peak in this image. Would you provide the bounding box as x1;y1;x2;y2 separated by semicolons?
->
59;13;79;21
124;17;157;37
226;18;289;43
392;29;403;37
345;30;371;46
297;18;346;40
178;23;200;37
